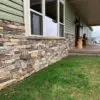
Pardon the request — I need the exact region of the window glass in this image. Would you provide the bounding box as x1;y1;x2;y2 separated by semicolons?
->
31;12;43;35
30;0;42;13
60;3;64;23
60;24;64;37
45;0;58;36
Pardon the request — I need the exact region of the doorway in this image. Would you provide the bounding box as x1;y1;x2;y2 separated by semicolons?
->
75;18;80;47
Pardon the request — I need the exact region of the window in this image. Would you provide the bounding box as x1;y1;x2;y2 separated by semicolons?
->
24;0;65;37
45;0;58;36
30;0;43;35
31;12;42;35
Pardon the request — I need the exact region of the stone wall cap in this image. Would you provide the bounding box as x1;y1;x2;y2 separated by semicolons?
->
26;36;66;40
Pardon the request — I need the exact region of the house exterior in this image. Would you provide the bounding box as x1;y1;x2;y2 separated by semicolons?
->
0;0;93;89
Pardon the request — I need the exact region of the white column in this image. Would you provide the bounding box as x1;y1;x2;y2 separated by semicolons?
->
42;0;46;36
24;0;31;36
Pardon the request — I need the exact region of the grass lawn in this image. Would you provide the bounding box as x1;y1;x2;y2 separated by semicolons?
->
0;56;100;100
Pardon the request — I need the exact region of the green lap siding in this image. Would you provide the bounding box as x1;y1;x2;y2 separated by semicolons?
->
65;0;75;35
0;0;24;24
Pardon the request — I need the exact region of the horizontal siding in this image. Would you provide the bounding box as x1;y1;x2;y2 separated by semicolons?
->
0;0;23;12
0;4;23;17
0;0;24;24
9;0;23;6
0;11;23;23
65;0;75;35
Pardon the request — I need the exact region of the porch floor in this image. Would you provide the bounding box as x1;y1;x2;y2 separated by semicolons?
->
69;44;100;56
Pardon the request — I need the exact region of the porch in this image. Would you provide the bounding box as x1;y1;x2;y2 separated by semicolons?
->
69;44;100;56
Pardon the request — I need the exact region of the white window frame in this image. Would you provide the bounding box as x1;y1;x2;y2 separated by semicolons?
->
59;0;65;37
24;0;65;37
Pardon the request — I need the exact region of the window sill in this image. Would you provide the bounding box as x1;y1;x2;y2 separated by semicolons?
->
26;35;66;40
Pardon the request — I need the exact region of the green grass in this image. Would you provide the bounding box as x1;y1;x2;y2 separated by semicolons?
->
0;56;100;100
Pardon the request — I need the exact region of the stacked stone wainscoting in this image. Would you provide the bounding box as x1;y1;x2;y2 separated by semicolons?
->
65;33;75;49
0;20;69;90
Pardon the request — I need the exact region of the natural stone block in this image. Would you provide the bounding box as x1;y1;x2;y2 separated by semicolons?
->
3;59;16;64
30;50;39;58
14;60;27;69
0;70;11;83
4;42;18;46
7;24;17;29
7;65;15;71
20;50;31;60
0;27;3;30
33;60;40;71
10;39;20;43
17;25;25;30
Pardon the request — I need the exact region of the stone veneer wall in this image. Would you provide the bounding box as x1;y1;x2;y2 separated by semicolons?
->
65;33;75;49
0;20;70;90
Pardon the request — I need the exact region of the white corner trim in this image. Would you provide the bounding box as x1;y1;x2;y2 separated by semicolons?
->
23;0;31;36
64;0;66;37
57;0;60;37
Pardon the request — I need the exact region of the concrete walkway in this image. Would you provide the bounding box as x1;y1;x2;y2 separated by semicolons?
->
69;44;100;56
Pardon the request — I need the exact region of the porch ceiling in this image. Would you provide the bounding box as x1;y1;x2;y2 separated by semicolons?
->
70;0;100;26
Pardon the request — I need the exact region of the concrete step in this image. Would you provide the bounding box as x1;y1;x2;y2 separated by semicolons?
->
69;48;100;56
69;53;100;56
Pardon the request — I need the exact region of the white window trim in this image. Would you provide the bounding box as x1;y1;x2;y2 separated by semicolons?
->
24;0;65;37
64;0;65;37
57;0;59;37
43;0;46;36
60;0;64;4
24;0;31;36
59;0;65;37
30;9;43;16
